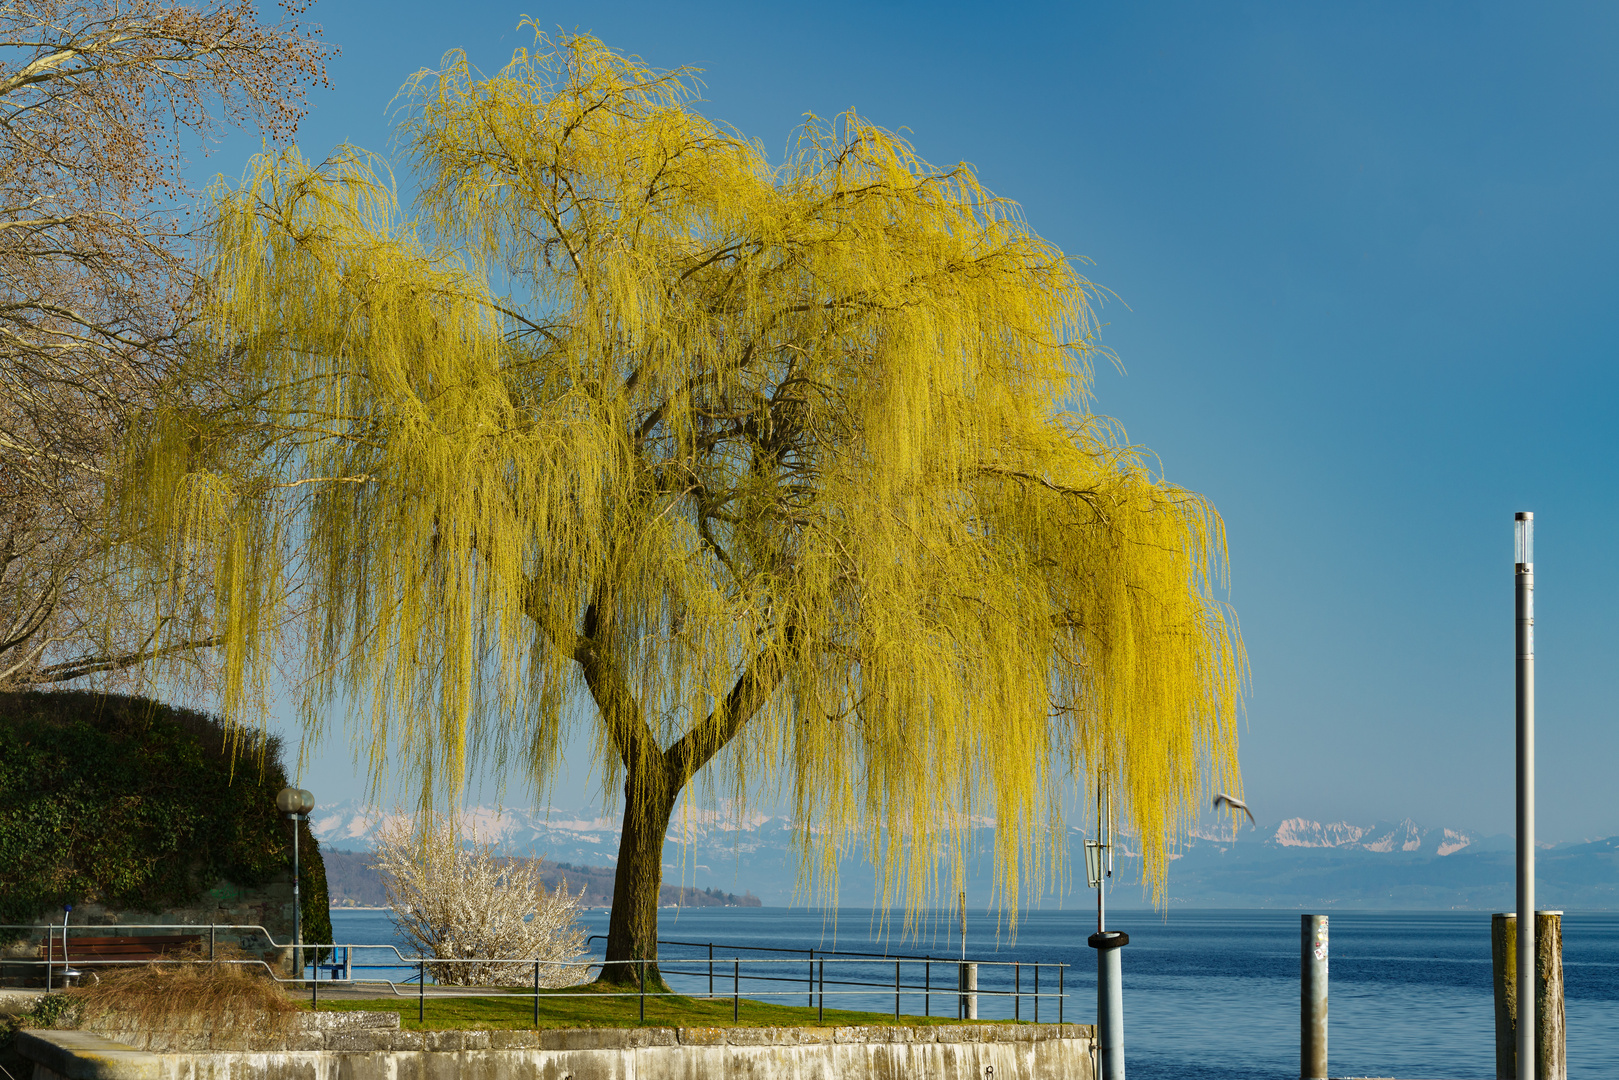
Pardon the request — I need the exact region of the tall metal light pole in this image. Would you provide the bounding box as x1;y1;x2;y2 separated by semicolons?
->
276;786;314;979
1515;512;1535;1080
1087;781;1127;1080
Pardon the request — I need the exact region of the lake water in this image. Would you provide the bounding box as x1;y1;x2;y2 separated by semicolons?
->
330;907;1619;1079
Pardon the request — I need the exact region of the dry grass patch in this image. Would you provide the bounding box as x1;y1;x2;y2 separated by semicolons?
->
67;945;297;1034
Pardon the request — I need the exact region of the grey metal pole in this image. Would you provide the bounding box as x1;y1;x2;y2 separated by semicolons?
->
1090;930;1128;1080
1301;914;1328;1079
958;888;975;1020
1516;512;1535;1080
959;961;977;1020
292;815;302;981
1098;784;1108;936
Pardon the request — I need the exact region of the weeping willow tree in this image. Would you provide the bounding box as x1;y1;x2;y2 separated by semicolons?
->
119;32;1245;982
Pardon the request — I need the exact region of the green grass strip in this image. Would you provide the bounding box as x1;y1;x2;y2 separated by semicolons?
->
300;982;1027;1031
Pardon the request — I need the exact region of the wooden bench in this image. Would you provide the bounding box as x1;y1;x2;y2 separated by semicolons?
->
36;933;205;967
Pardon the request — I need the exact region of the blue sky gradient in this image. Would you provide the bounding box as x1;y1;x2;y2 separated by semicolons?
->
235;2;1619;842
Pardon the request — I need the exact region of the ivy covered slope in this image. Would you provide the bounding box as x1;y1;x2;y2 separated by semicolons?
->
0;690;330;944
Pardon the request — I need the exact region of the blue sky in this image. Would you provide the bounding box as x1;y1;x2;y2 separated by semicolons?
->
236;2;1619;842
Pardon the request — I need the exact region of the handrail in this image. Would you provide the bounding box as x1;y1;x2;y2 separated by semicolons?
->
4;922;1072;1026
586;932;1036;965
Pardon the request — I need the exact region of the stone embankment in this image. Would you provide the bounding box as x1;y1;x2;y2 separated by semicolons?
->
18;1010;1095;1080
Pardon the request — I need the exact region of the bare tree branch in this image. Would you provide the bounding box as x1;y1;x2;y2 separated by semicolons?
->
0;0;333;689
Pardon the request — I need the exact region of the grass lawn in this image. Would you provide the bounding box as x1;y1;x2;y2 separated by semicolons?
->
298;982;1030;1031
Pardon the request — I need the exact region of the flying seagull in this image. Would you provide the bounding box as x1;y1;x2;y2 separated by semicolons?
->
1212;792;1256;825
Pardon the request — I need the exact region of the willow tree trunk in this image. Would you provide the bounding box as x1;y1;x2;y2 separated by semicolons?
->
599;772;679;988
581;613;790;989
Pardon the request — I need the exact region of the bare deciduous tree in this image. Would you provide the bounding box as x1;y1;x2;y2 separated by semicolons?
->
372;813;589;988
0;0;331;687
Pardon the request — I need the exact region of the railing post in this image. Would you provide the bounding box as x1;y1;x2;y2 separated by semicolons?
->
1015;961;1021;1021
818;959;824;1025
895;960;901;1019
1034;963;1039;1023
925;958;931;1017
1059;964;1064;1025
809;948;814;1007
533;959;540;1027
418;960;425;1024
733;959;739;1022
209;924;215;961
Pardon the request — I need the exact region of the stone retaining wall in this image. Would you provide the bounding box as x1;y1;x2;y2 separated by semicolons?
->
19;1015;1096;1080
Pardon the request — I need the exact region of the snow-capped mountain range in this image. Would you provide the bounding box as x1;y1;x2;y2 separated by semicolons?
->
1181;816;1493;857
309;800;1619;909
312;799;1494;860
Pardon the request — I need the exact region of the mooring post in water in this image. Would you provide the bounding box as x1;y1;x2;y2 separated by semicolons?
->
1301;914;1328;1080
1536;913;1566;1080
1492;910;1566;1080
1515;512;1536;1080
1089;930;1128;1080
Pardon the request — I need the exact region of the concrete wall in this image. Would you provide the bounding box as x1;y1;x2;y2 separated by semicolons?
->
20;1016;1096;1080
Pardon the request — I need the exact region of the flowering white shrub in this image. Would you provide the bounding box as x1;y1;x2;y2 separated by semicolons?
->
372;813;589;987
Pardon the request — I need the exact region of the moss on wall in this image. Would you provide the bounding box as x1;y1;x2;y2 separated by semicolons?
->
0;690;330;948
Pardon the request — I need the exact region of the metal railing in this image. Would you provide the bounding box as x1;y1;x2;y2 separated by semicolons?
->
588;934;1068;1024
2;923;1071;1027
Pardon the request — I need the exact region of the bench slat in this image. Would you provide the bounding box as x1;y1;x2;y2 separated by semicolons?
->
37;934;204;959
62;936;202;946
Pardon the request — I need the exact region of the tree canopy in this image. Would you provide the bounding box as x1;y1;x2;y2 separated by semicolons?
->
0;689;330;942
121;32;1245;971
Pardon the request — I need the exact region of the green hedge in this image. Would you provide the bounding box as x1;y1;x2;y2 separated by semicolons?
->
0;690;330;950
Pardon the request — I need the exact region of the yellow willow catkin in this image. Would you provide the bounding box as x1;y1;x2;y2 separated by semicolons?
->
119;31;1246;923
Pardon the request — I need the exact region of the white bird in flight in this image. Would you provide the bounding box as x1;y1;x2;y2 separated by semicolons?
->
1212;792;1255;825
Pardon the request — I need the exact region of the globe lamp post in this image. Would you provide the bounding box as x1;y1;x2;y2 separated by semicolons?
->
276;786;314;978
